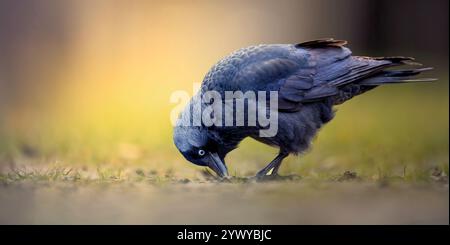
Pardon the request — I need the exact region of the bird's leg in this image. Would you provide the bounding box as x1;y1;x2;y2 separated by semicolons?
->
271;153;288;176
255;151;289;178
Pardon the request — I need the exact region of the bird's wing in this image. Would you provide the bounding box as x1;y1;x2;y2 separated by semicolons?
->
276;39;352;110
213;39;355;111
280;39;422;110
204;39;427;112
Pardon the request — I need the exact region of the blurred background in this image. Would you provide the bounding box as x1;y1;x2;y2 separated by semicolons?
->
0;0;448;179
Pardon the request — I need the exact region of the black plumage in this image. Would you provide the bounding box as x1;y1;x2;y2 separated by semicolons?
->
173;38;434;178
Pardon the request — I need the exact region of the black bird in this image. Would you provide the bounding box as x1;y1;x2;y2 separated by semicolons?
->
173;38;433;178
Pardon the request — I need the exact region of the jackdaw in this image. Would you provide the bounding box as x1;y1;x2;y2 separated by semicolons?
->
173;38;434;179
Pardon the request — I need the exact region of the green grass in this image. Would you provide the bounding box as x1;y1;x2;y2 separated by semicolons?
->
0;79;448;184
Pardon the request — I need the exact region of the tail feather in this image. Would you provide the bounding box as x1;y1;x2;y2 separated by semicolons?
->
358;67;435;85
381;67;433;77
332;64;435;105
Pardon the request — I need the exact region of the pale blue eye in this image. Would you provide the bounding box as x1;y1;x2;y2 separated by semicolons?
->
198;149;206;156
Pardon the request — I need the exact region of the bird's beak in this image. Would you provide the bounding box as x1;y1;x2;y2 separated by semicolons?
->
208;152;228;178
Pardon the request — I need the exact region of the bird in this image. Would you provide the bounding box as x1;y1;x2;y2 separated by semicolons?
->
173;38;434;179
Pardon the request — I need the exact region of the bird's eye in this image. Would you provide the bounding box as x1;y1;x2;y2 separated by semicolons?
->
198;149;206;156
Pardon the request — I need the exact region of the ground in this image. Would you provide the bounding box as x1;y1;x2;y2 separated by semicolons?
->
0;174;448;224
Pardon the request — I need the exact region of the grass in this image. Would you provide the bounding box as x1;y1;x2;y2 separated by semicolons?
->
0;164;448;186
0;82;448;183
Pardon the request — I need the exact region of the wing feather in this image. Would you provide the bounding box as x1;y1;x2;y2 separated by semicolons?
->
202;39;432;113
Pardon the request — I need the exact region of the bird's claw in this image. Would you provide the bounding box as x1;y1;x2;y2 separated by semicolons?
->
219;175;232;182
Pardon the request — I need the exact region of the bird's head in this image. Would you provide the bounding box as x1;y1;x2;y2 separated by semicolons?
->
173;125;228;178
